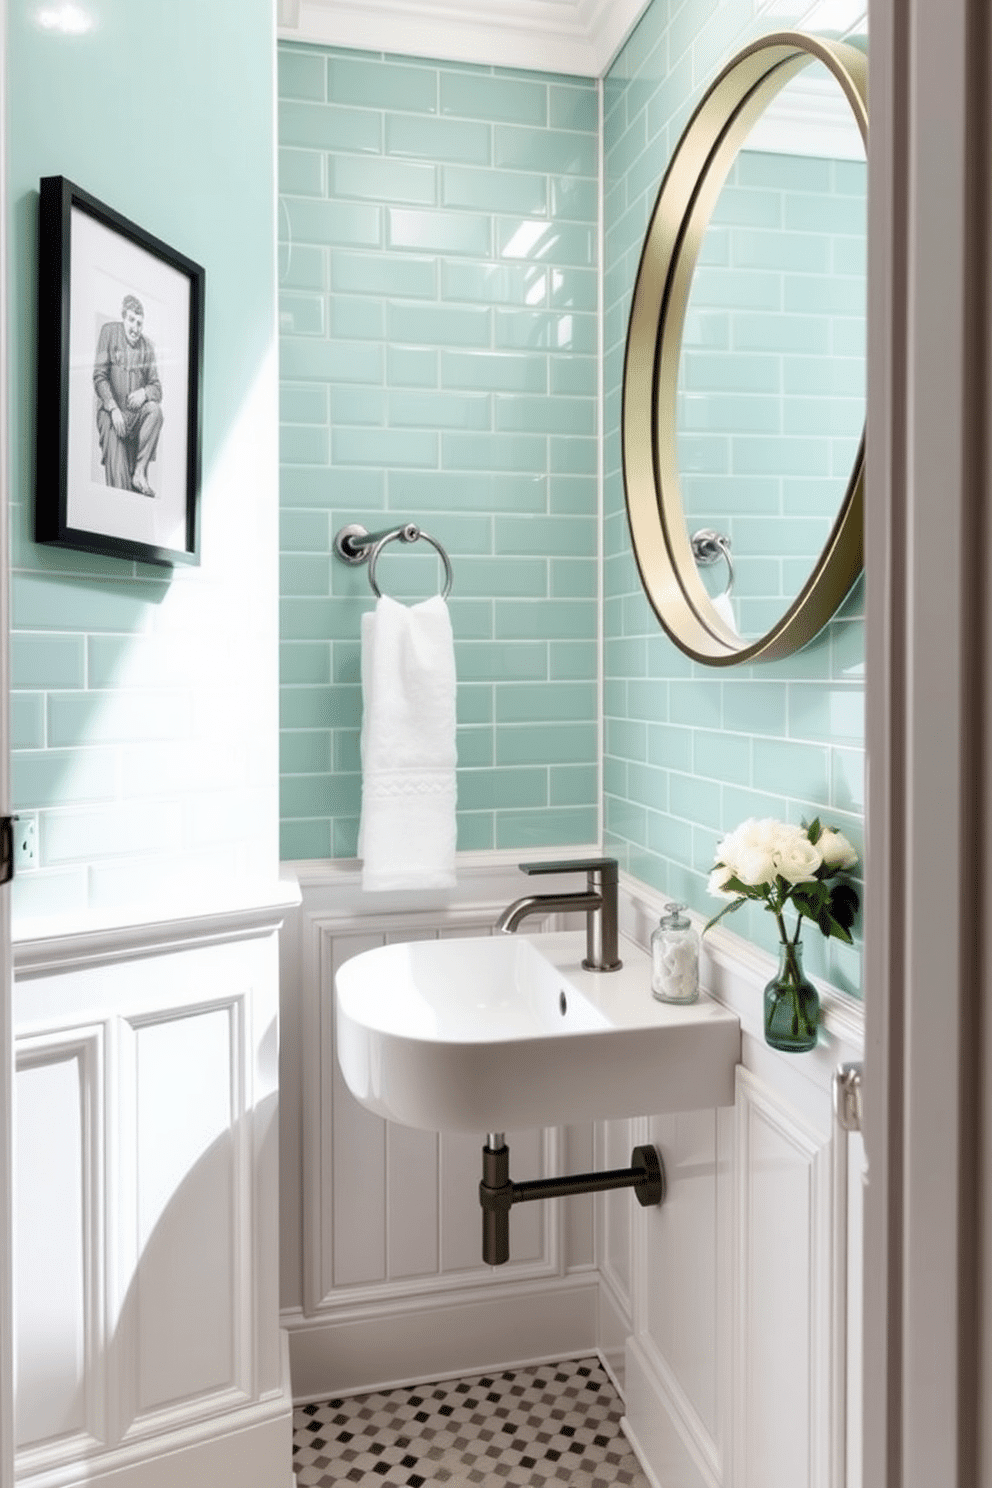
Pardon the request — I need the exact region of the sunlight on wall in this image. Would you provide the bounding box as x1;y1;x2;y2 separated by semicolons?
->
10;354;280;927
7;0;279;930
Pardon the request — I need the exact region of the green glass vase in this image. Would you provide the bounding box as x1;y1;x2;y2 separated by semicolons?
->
763;939;819;1053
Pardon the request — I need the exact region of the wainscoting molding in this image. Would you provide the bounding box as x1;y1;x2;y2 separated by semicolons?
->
732;1067;833;1488
14;1026;106;1475
12;890;296;1488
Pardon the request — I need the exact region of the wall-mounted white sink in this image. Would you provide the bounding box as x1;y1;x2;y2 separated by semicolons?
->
334;931;740;1132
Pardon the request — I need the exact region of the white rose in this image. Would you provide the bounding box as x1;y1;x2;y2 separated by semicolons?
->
718;819;789;887
733;844;780;887
717;818;776;872
739;818;781;850
714;828;739;865
771;821;809;849
707;865;737;900
775;836;822;884
817;828;858;871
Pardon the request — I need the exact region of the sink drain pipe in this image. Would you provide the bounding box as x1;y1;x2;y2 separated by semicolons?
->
479;1134;666;1266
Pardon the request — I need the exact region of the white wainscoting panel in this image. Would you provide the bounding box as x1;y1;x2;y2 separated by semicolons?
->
15;1029;104;1462
620;1069;839;1488
844;1131;865;1488
595;1119;634;1398
734;1066;832;1488
648;1107;730;1453
127;1000;246;1424
12;893;295;1488
600;1118;634;1308
620;1103;730;1488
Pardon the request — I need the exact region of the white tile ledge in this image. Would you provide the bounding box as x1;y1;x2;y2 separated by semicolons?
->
289;847;602;886
12;872;301;978
287;847;603;924
620;872;865;1099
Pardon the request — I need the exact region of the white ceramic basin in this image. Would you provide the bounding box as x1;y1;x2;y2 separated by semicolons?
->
334;931;740;1132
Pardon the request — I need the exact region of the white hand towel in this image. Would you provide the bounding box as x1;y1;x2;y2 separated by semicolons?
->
358;593;457;891
711;590;738;635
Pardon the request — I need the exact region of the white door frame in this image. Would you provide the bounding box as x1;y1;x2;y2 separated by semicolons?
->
0;0;14;1479
863;0;990;1482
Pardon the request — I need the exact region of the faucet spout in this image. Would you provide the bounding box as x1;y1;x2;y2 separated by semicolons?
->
495;858;622;972
495;891;601;935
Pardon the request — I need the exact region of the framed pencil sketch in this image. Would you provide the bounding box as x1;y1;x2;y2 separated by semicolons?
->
36;175;205;566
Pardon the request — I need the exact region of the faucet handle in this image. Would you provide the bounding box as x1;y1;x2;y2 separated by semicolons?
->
520;857;618;880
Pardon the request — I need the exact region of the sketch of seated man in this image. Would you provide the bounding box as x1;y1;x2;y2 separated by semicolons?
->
93;293;163;497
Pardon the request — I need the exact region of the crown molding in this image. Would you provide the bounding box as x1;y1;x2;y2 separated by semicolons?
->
277;0;651;77
747;67;866;160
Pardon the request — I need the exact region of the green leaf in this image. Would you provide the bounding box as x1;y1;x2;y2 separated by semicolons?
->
807;893;856;944
806;817;822;844
703;897;747;936
829;882;860;931
722;874;767;901
790;882;829;919
819;908;853;944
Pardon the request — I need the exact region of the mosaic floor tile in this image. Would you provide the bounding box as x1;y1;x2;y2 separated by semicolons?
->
292;1356;650;1488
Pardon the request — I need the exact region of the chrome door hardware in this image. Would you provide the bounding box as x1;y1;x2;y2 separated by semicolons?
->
0;816;15;886
833;1061;864;1132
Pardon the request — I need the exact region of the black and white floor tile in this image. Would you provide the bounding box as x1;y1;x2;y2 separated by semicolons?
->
292;1355;650;1487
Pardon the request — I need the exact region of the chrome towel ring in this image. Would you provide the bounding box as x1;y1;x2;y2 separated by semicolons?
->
334;522;454;600
690;528;734;599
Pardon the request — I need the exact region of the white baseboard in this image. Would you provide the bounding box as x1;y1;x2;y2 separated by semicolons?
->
19;1403;293;1488
284;1276;599;1399
621;1413;668;1488
623;1335;721;1488
596;1266;633;1397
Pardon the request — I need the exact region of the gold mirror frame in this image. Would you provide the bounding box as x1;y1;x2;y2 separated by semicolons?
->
621;31;868;665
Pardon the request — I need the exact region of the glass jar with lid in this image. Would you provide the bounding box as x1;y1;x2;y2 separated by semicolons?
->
651;903;699;1004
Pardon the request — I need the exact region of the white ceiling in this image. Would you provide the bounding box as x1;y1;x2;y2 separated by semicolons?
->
276;0;654;78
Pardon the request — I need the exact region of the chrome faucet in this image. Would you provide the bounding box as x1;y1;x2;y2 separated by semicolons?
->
495;857;622;972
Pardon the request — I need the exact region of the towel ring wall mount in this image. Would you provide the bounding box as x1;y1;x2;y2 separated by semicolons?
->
690;528;734;600
334;522;454;599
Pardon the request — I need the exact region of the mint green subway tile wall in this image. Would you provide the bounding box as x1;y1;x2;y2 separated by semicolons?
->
680;148;866;637
278;45;600;859
8;0;279;923
604;1;866;996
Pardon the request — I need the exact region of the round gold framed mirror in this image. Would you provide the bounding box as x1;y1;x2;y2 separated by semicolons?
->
621;31;868;665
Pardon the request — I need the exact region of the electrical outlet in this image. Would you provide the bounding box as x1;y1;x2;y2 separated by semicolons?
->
14;814;38;871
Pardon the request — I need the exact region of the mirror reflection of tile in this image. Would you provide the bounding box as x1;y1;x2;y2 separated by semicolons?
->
677;62;867;640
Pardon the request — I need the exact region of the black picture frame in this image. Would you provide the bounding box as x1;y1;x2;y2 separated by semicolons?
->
35;175;205;567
